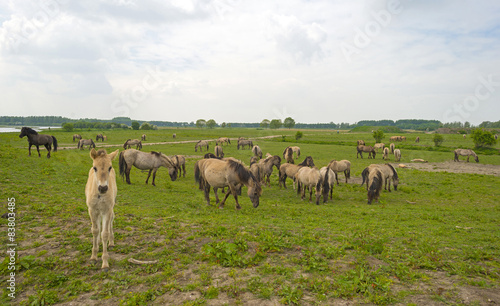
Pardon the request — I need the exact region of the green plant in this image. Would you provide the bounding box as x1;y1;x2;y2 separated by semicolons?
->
433;134;444;146
295;131;303;140
471;128;496;148
373;129;385;143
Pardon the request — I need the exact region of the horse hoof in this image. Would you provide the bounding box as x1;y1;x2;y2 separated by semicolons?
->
102;267;109;273
90;259;97;265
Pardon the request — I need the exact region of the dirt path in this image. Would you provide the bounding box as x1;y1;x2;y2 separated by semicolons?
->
397;160;500;176
57;135;283;151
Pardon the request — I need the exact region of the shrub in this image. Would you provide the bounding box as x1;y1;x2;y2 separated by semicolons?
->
62;123;74;132
295;131;303;140
433;134;444;147
372;130;384;143
471;128;496;148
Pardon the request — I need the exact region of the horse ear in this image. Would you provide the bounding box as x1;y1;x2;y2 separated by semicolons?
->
108;149;119;161
90;148;98;159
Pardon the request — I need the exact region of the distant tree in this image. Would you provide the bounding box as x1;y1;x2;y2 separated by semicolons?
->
227;123;232;128
433;134;444;147
295;131;303;140
269;119;282;129
206;119;217;129
260;119;270;129
131;121;140;130
372;130;385;143
196;119;206;128
221;122;226;128
140;122;153;130
471;128;496;148
284;117;295;129
62;123;74;132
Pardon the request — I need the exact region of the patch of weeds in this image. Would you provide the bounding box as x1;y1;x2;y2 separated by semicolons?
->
202;286;219;299
258;230;292;252
247;277;273;299
119;288;162;306
25;288;60;306
65;279;93;296
277;284;303;305
202;241;263;268
298;249;329;272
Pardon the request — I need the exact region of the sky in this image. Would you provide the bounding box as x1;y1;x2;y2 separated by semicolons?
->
1;0;499;125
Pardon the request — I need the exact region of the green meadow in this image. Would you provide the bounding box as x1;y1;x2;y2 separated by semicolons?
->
1;127;499;305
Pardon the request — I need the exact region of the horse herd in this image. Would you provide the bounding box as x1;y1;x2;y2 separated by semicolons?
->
16;128;486;270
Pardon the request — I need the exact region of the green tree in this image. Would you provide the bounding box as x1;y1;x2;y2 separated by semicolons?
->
260;119;270;129
221;122;226;128
471;128;496;148
372;130;384;143
284;117;295;129
295;131;303;140
196;119;206;128
62;123;74;132
140;122;154;130
433;134;444;147
131;121;140;130
206;119;217;129
269;119;282;129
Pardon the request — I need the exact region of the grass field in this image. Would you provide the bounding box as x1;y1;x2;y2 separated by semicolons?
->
1;127;500;305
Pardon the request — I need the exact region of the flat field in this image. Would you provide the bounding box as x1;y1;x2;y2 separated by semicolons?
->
1;128;499;305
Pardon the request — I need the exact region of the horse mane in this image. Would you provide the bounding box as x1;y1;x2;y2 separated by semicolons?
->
227;159;256;185
298;156;314;167
204;153;219;159
150;151;161;156
95;149;108;157
385;163;398;181
368;170;383;196
23;127;38;135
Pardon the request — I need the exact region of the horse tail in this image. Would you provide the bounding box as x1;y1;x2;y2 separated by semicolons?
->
346;167;351;179
228;138;231;144
52;136;58;152
119;151;127;180
194;161;202;189
360;167;369;186
320;169;329;199
77;140;81;149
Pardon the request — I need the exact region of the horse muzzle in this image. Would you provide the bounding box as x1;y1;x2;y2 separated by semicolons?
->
98;185;108;194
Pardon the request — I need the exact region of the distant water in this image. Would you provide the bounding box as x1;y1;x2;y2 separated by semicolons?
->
0;126;61;133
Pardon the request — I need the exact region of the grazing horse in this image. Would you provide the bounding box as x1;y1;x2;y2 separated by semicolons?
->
390;136;402;142
141;134;146;141
295;167;329;205
73;134;82;142
463;134;466;139
319;167;336;202
123;139;142;150
85;148;119;270
78;139;96;150
367;167;383;204
327;159;351;185
252;145;263;159
96;134;106;142
257;155;281;187
195;140;209;152
357;140;365;145
173;133;176;139
19;127;58;158
237;139;253;150
394;149;401;162
283;146;294;164
172;155;186;178
356;145;376;159
194;159;262;209
216;137;231;146
383;147;390;160
390;143;395;153
374;143;385;152
279;156;315;189
454;149;479;163
215;145;224;158
361;164;399;192
415;136;420;143
119;149;177;186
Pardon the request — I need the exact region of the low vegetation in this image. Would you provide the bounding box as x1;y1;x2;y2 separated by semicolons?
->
1;127;499;305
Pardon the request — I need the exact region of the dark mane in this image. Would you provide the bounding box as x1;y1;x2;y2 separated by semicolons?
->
22;127;38;135
150;151;161;156
227;160;255;184
298;156;314;167
385;163;398;180
96;149;108;157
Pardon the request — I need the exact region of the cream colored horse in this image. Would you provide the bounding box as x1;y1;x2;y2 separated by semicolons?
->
319;167;336;202
252;145;263;159
172;155;186;177
394;149;401;162
327;159;351;185
279;156;315;189
123;139;142;150
85;148;119;270
119;149;177;185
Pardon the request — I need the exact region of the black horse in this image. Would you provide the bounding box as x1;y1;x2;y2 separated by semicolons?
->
19;127;58;158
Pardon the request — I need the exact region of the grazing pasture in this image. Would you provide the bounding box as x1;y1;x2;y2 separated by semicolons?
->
1;128;500;305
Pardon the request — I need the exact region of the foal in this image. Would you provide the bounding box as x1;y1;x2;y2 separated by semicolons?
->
85;149;119;270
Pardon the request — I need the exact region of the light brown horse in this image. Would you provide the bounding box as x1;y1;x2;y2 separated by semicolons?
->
415;136;420;143
390;143;395;153
383;147;390;160
394;149;401;162
356;145;376;159
195;140;209;152
454;149;479;162
327;159;351;185
172;155;186;178
295;167;329;205
19;127;58;158
96;134;106;142
194;158;262;209
283;146;294;164
215;145;224;158
366;167;383;204
279;156;315;189
357;140;365;145
73;134;82;142
374;143;385;152
216;137;231;146
252;145;263;159
319;166;336;202
123;139;142;150
257;155;281;187
119;149;177;186
85;148;119;270
141;134;146;141
283;146;300;159
78;139;96;150
361;164;399;192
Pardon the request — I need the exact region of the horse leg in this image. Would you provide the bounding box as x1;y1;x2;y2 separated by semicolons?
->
309;185;313;202
151;169;158;186
230;185;242;210
45;144;51;158
126;166;132;184
203;184;211;206
219;188;232;209
467;156;470;162
182;164;186;177
146;169;154;185
213;187;220;205
387;179;392;192
36;145;41;157
108;210;115;247
100;212;111;270
89;210;101;264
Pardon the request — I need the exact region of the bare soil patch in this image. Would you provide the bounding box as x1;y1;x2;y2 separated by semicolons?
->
398;161;500;176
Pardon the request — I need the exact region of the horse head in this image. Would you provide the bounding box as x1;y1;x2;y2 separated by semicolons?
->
161;154;178;181
248;177;262;208
90;149;119;194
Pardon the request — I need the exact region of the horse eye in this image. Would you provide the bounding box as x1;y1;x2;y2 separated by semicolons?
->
108;166;112;172
93;167;97;172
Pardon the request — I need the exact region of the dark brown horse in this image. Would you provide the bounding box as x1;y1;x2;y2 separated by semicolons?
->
19;127;58;158
356;145;376;159
96;134;106;142
237;139;253;150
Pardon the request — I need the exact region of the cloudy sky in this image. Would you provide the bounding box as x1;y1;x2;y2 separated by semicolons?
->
1;0;499;125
